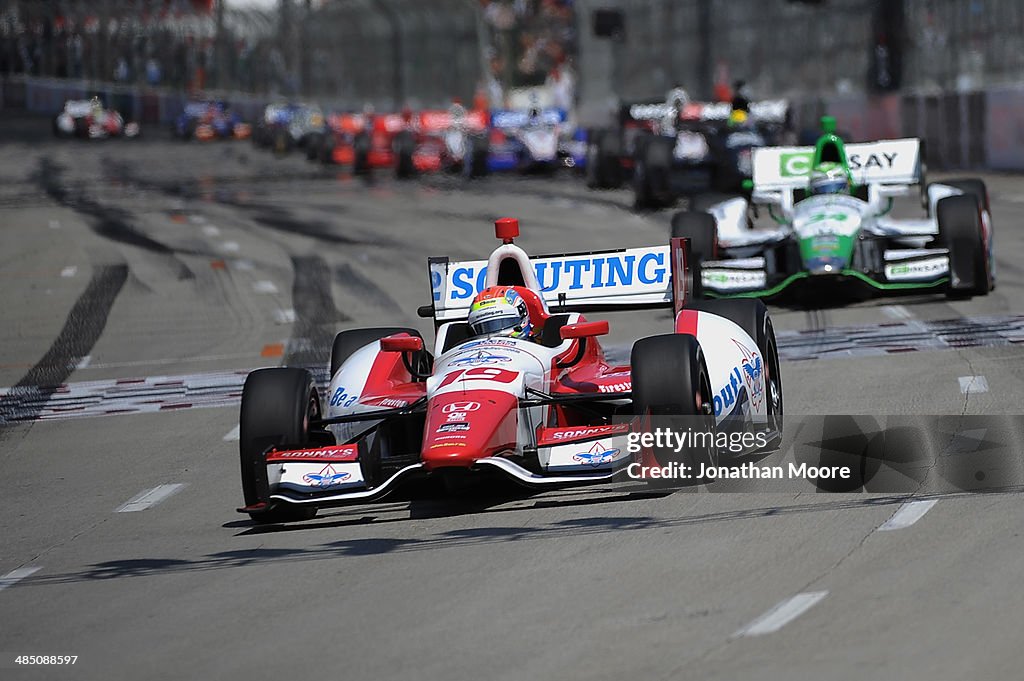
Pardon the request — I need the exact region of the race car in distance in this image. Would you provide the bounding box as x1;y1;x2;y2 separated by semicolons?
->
251;102;323;155
584;89;790;209
307;111;404;173
488;107;575;173
173;100;251;141
673;117;993;300
391;107;490;178
53;98;140;139
236;218;783;523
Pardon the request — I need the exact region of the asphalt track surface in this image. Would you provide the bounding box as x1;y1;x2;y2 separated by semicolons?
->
3;112;1024;680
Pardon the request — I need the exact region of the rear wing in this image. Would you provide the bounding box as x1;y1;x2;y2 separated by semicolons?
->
491;108;567;130
623;99;789;124
419;110;489;133
423;241;692;322
752;138;922;192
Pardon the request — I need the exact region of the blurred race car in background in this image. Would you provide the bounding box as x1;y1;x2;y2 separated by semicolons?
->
235;217;783;523
673;118;994;301
173;100;251;141
306;111;403;173
53;98;140;139
391;106;490;178
252;102;324;155
585;89;790;209
488;107;579;173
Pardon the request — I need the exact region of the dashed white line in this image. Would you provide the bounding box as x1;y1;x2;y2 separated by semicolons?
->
0;566;41;592
878;499;938;531
223;425;240;442
882;305;913;320
48;219;60;229
202;225;221;237
273;308;297;324
733;591;829;637
60;266;78;278
253;280;278;294
233;259;254;271
116;484;186;513
959;375;989;394
189;215;206;224
75;355;91;369
221;241;240;253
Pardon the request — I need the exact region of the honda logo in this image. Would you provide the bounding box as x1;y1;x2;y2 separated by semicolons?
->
443;401;480;413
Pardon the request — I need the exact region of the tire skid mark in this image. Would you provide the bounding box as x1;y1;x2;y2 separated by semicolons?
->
284;255;350;368
102;157;391;248
334;262;402;313
34;158;197;281
0;264;128;425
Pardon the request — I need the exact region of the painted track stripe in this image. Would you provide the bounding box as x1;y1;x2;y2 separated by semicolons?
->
879;499;938;531
116;484;186;512
223;424;240;441
959;375;989;394
0;566;41;591
734;591;828;637
882;305;913;320
253;280;278;294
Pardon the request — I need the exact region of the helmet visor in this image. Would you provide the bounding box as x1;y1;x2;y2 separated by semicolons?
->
811;178;848;195
471;314;521;336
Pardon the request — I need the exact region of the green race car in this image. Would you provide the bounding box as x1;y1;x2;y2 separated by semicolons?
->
672;117;994;300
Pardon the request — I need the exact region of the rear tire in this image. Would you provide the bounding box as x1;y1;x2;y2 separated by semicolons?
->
631;334;716;476
238;368;323;523
937;194;989;297
394;131;416;179
352;132;371;174
671;211;718;261
633;135;673;210
684;299;783;420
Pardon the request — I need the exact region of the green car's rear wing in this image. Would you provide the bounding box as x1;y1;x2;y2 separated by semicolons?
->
751;138;922;195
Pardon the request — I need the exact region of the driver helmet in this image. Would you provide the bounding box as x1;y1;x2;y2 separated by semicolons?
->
467;286;533;340
808;162;849;195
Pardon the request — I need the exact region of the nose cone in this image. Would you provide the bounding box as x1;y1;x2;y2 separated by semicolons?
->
422;391;519;470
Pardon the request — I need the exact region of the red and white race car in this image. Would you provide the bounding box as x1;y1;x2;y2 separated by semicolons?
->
53;98;140;139
237;219;784;523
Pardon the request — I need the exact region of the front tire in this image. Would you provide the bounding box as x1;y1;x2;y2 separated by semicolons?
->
631;334;716;477
238;368;324;523
937;194;989;297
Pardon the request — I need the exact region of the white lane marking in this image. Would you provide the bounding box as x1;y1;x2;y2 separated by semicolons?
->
189;215;206;224
253;280;278;294
75;355;91;369
60;266;78;278
223;425;240;442
202;225;221;237
959;375;989;394
879;499;938;531
221;241;240;253
882;305;913;320
733;591;829;637
116;484;186;513
233;259;254;271
0;566;41;592
48;219;60;229
273;308;296;324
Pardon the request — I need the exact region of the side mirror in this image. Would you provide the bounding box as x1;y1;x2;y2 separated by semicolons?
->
560;320;609;340
380;335;424;353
